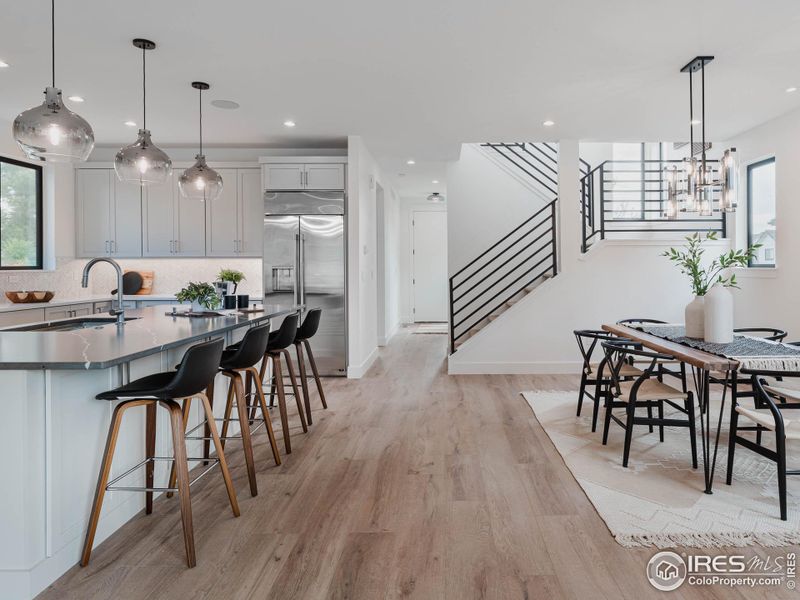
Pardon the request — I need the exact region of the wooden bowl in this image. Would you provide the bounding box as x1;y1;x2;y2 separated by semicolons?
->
5;291;55;304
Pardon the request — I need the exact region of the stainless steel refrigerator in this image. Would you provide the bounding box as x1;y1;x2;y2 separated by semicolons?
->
263;191;347;375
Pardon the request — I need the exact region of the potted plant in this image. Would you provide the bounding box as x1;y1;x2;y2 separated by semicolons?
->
217;269;246;295
175;281;221;312
663;232;759;340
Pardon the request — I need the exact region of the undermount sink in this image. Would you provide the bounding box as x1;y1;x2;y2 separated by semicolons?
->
7;316;140;332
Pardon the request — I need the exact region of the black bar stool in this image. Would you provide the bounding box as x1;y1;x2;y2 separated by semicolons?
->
259;313;307;453
293;308;328;425
81;338;238;568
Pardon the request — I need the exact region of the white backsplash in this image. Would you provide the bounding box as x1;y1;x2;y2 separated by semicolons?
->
0;257;263;301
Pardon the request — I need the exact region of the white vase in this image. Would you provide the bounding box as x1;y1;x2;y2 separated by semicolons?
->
704;284;734;343
685;295;705;339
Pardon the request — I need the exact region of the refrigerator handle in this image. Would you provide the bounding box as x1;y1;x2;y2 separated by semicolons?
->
294;232;300;307
299;233;306;308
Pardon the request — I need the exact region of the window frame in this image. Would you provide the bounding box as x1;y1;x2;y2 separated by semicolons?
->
0;155;44;270
746;156;776;269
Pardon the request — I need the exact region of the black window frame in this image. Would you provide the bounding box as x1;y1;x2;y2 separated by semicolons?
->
746;156;776;268
0;155;44;270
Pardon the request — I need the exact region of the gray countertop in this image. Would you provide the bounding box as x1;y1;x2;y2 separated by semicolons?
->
0;304;298;370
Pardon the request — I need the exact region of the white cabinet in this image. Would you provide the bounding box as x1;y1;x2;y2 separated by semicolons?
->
305;163;345;190
76;169;142;258
205;168;262;257
142;174;206;257
263;164;304;190
93;301;112;314
263;162;345;190
45;303;94;320
0;308;46;328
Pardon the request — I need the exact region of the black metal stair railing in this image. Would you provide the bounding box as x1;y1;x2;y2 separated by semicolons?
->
481;142;559;198
580;159;726;253
448;199;558;354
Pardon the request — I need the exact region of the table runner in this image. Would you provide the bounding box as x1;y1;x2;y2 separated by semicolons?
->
640;325;800;371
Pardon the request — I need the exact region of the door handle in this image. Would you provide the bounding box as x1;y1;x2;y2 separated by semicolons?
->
294;233;300;306
299;234;306;307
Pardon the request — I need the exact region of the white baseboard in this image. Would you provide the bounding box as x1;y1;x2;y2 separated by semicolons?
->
447;358;582;375
347;346;379;378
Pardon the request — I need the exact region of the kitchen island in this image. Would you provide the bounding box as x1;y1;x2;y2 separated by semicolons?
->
0;304;298;600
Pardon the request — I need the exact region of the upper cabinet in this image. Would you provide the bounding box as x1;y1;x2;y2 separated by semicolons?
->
76;169;142;258
263;162;345;191
206;168;263;257
142;173;205;257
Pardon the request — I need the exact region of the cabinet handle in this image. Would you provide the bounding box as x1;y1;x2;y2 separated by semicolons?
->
110;240;115;254
104;240;109;253
170;240;174;254
175;239;180;254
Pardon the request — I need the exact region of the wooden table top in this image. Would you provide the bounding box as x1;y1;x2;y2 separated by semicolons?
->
602;324;740;372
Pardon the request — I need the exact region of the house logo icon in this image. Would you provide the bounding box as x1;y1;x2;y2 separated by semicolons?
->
646;551;687;591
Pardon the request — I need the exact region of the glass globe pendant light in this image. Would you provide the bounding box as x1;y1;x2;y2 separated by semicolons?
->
114;39;172;185
12;0;94;162
178;82;223;201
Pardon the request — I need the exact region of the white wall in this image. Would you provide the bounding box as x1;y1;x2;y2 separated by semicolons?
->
725;105;800;338
446;143;550;274
377;186;401;344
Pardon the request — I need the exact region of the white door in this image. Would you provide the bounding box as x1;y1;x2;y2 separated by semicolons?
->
264;164;304;190
412;211;448;322
76;169;111;257
205;168;238;256
304;164;345;190
238;169;264;256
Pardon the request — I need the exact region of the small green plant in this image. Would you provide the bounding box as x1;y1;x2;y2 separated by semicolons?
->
176;281;221;310
662;232;760;296
217;268;246;294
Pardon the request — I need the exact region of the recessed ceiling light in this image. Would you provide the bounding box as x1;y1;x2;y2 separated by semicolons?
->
283;120;296;128
0;60;9;68
211;99;240;110
542;120;555;127
124;120;137;127
690;119;702;125
68;95;84;102
406;159;415;165
786;87;797;93
432;180;439;184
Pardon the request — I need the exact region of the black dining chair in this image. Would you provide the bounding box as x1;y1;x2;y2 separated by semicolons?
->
614;318;685;386
727;370;800;521
734;327;788;342
574;330;642;432
616;318;668;326
600;340;696;469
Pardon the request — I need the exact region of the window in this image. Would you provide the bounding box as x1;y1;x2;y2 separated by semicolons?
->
0;157;43;269
747;157;776;267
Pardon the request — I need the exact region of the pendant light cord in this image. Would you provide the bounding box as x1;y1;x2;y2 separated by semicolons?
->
199;87;203;155
51;0;55;87
701;60;706;172
688;70;693;157
142;45;146;130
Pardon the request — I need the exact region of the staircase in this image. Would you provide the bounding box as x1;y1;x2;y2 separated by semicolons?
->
449;142;562;353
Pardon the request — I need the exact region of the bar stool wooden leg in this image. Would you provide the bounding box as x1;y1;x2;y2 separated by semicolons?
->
271;354;292;454
167;397;193;499
163;399;196;568
145;402;156;514
304;339;327;409
231;372;259;496
202;383;214;465
248;367;282;466
198;391;241;517
219;378;236;451
81;399;148;567
282;349;308;433
295;342;313;425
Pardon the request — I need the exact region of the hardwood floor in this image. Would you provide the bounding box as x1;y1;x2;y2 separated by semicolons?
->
40;330;795;599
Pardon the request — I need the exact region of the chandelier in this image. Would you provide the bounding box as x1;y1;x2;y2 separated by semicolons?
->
663;56;737;220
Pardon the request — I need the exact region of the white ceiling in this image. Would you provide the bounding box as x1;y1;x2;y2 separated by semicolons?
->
2;0;800;196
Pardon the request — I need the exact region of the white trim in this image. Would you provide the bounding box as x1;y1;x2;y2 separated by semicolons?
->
447;359;582;375
736;267;778;279
347;346;378;378
378;321;399;346
257;155;347;164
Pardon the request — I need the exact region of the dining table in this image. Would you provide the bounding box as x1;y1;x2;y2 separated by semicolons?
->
601;323;800;494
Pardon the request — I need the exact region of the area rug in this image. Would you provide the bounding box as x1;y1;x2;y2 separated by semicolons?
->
411;323;448;334
521;390;800;548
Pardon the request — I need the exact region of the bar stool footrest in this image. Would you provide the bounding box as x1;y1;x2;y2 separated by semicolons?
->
104;456;220;492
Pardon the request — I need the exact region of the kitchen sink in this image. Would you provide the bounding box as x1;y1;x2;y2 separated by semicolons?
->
6;316;141;332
